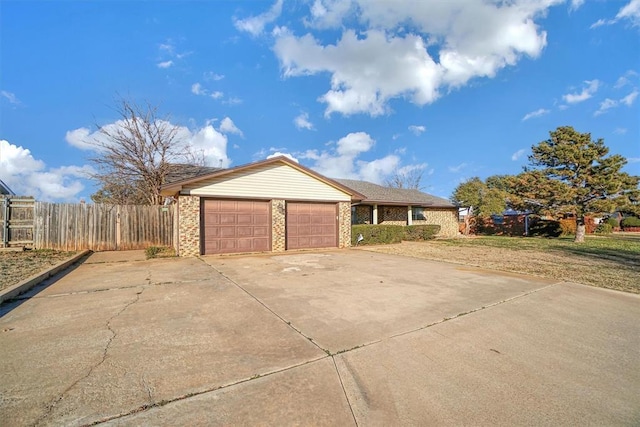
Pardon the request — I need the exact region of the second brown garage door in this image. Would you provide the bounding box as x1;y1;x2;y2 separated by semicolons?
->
286;202;337;250
202;199;270;255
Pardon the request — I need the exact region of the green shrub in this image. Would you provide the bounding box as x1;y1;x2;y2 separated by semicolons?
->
595;223;613;234
605;217;619;228
621;217;640;228
352;224;441;245
403;225;441;241
352;225;404;245
529;219;562;237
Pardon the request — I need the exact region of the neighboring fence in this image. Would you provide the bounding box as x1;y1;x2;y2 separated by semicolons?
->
1;196;35;248
34;202;175;251
1;196;175;251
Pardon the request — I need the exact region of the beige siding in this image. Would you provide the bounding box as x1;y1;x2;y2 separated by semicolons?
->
181;164;351;201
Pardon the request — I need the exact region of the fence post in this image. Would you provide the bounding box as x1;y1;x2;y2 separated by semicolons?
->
115;205;121;250
2;197;8;248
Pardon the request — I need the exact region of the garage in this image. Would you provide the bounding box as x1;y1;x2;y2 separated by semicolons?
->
202;199;270;255
287;202;337;250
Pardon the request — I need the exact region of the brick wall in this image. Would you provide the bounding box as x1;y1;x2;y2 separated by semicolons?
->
271;199;286;252
338;201;352;248
178;195;201;257
353;205;372;224
414;208;459;237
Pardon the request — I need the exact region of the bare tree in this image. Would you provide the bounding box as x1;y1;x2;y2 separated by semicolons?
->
88;97;202;205
385;168;424;190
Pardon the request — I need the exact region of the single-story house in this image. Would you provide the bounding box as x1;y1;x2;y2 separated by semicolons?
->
161;156;364;256
161;156;458;256
0;179;15;196
334;179;459;237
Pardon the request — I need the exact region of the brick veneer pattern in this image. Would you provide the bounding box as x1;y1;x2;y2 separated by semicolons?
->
178;195;201;257
338;201;352;248
272;199;286;252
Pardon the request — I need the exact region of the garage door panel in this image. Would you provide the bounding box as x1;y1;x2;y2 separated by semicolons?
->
286;202;337;250
202;200;271;255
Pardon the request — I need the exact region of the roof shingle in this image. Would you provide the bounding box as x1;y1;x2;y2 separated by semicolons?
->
335;179;455;207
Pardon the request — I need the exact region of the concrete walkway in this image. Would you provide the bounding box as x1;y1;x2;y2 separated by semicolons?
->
1;250;638;426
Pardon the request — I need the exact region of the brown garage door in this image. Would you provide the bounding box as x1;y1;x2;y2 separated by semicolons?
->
202;199;270;255
286;202;337;250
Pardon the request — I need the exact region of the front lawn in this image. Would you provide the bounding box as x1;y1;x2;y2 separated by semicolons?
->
360;234;640;294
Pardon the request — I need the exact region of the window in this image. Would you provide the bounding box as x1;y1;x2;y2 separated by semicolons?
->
412;207;426;221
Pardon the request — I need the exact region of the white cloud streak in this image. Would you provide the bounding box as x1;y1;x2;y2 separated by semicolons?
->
294;112;314;130
234;0;284;36
408;125;426;136
562;80;600;104
522;108;550;121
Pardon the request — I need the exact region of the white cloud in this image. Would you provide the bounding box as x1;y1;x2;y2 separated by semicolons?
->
594;98;617;116
272;0;555;116
156;60;173;69
448;163;467;173
614;127;628;134
1;90;22;106
66;119;233;169
224;97;243;105
569;0;585;11
408;125;426;136
594;90;638;115
620;89;639;106
210;91;224;100
522;108;550;121
562;80;600;104
191;82;206;96
294;112;314;130
204;71;225;81
219;117;244;137
591;0;640;28
511;148;527;161
267;152;299;162
234;0;284;36
0;139;92;201
65;127;94;150
616;0;640;26
614;70;638;88
299;131;406;183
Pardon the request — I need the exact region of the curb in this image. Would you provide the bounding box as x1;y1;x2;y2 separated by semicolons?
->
0;250;91;304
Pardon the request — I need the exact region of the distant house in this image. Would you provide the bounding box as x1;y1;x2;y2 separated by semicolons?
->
0;179;15;196
333;179;459;238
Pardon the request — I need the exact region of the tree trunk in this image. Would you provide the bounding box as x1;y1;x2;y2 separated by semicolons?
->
575;216;586;243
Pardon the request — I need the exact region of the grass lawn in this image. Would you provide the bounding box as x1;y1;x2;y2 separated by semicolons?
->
361;233;640;294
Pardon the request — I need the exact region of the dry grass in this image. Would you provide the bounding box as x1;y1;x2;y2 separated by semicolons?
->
0;249;77;292
360;235;640;294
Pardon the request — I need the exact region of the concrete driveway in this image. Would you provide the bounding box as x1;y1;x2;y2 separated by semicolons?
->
1;249;639;426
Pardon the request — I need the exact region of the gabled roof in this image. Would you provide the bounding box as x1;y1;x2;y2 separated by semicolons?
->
160;156;365;200
334;179;456;208
0;179;15;196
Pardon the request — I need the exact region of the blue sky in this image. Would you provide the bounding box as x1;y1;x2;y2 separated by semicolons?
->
1;0;639;202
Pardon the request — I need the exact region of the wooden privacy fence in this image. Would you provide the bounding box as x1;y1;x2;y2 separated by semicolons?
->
33;202;175;251
1;196;35;248
0;198;175;251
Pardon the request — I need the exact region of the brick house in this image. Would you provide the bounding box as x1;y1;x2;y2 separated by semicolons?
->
161;156;363;256
335;179;459;238
161;157;459;256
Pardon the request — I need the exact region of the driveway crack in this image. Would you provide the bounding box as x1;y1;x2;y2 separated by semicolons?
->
33;287;145;426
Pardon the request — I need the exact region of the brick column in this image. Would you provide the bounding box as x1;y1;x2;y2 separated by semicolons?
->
271;199;286;252
338;201;352;248
178;195;201;257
